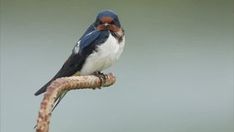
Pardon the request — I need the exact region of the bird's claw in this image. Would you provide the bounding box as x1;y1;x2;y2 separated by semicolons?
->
93;71;107;88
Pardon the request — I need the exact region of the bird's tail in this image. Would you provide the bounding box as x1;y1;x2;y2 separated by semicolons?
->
51;90;68;111
34;80;52;96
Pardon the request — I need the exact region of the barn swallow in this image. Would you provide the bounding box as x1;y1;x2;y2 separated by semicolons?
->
34;10;125;110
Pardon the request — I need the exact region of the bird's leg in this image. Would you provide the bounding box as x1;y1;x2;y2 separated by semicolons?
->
93;71;107;88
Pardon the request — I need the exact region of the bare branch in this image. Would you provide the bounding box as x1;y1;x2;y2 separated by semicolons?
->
35;73;116;132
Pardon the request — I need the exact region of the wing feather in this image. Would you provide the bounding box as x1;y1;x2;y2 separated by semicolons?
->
34;29;110;95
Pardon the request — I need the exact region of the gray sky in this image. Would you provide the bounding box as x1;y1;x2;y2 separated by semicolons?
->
1;0;233;132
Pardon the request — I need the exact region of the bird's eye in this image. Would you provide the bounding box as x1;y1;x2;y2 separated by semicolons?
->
99;21;104;25
110;21;114;24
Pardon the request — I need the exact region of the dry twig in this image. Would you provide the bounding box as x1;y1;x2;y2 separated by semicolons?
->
35;73;116;132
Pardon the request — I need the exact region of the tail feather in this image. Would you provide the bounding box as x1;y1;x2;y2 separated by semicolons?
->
34;81;52;96
51;91;68;112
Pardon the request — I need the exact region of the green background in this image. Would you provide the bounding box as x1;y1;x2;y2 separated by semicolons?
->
1;0;233;132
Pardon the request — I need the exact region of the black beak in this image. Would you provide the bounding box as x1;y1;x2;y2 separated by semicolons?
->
104;23;110;29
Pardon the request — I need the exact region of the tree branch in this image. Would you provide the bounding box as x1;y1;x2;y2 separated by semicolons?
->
35;73;116;132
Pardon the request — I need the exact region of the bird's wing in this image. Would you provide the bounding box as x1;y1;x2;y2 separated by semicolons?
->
34;30;109;96
79;24;96;39
34;53;84;96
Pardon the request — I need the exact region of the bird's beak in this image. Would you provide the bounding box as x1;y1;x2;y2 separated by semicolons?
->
104;23;110;30
104;23;109;26
104;23;110;27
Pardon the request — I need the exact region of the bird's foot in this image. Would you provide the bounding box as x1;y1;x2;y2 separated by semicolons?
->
93;71;107;88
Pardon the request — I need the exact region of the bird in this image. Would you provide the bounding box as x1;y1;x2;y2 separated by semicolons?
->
34;10;125;110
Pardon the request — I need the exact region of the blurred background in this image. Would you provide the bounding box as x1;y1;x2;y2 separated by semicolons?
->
0;0;233;132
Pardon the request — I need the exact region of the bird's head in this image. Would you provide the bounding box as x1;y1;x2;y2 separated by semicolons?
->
94;10;122;32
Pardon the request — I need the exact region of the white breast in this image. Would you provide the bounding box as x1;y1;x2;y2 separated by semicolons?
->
80;34;125;75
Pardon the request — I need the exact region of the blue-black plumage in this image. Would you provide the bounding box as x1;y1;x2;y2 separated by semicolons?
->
34;10;125;98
